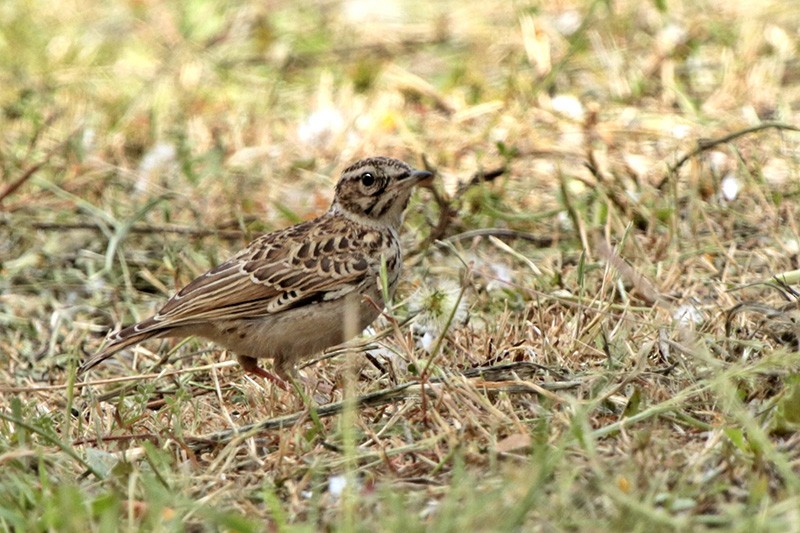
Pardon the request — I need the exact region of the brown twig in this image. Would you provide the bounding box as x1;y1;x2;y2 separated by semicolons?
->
444;228;553;247
418;183;458;248
412;163;507;254
657;121;800;190
0;160;49;207
72;433;160;447
182;362;582;448
15;163;510;250
22;220;248;240
0;360;239;394
0;124;82;208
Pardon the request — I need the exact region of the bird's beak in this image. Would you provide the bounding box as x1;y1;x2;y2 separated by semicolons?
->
409;169;434;186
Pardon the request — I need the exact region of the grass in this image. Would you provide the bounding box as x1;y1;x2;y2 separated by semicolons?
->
3;0;800;530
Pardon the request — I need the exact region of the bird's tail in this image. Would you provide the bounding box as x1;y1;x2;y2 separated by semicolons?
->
77;319;161;375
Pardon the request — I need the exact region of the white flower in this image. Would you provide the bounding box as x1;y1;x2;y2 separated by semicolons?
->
419;331;435;352
409;280;468;352
673;304;703;326
720;173;740;201
81;128;96;154
658;24;688;52
136;142;176;193
328;475;347;497
550;94;584;121
557;210;573;231
671;124;692;139
707;150;729;174
783;238;800;255
554;10;581;36
297;107;344;150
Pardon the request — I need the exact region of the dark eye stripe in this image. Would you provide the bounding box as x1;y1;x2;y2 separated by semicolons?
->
369;179;388;197
374;198;394;218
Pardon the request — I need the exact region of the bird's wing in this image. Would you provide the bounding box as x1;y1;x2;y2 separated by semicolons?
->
136;218;386;333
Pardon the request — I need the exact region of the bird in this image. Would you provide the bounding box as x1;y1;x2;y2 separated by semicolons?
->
78;156;433;385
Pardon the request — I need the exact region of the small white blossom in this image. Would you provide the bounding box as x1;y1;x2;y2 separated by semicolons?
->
409;280;468;352
298;107;344;150
136;142;176;193
550;94;584;121
82;128;96;154
623;154;649;178
658;24;688;52
707;151;729;174
419;331;435;352
671;124;692;139
720;173;740;201
490;126;508;143
554;10;581;36
783;238;800;255
557;210;573;231
673;304;703;326
328;475;349;498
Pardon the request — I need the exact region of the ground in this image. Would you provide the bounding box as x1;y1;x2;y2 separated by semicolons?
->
2;0;800;530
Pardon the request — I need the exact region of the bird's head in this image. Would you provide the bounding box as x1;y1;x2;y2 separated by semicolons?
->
332;156;433;228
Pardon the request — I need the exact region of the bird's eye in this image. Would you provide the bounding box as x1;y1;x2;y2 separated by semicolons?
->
360;173;375;187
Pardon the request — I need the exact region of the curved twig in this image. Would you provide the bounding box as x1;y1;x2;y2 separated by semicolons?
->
657;121;800;190
182;362;583;449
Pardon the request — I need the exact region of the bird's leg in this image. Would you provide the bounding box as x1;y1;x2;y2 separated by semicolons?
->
237;355;289;391
274;354;318;395
362;294;398;325
273;353;297;382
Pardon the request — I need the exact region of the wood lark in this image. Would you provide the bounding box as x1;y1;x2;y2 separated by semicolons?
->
78;156;433;384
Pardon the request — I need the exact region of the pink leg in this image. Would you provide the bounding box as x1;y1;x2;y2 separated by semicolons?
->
237;355;289;391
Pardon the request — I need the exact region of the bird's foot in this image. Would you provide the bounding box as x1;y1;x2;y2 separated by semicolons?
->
237;355;290;391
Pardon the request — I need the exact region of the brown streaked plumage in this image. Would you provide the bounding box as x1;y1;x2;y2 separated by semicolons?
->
78;156;433;383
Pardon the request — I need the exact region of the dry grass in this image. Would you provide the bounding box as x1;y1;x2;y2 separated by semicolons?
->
3;0;800;530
